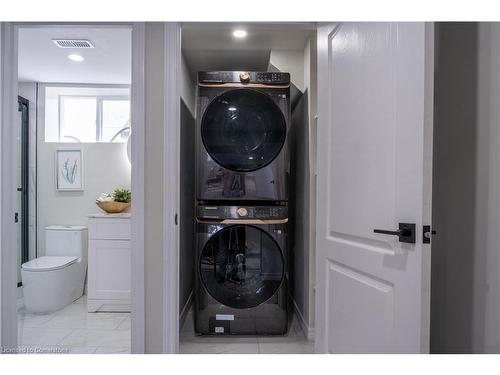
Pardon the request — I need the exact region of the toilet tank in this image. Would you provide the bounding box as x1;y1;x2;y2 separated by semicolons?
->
45;225;88;258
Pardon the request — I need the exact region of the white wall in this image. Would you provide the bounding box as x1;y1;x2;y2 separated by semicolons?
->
269;49;305;92
181;53;196;116
37;141;131;255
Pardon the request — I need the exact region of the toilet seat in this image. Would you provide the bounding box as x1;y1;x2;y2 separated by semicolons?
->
22;256;78;272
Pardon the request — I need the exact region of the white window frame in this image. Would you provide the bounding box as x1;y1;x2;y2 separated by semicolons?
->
98;96;131;142
58;94;130;142
38;82;130;143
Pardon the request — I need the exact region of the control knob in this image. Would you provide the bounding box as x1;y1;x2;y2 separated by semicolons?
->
239;72;250;83
237;207;248;217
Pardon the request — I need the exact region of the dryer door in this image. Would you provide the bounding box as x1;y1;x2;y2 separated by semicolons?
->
199;225;284;309
201;89;286;172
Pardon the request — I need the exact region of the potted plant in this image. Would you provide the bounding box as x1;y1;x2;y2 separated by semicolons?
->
96;188;131;213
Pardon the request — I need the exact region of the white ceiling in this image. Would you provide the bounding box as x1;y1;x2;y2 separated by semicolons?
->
182;23;315;78
18;24;313;84
18;27;131;84
182;23;315;50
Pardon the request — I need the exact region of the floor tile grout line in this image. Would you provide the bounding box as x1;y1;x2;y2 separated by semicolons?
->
114;316;130;330
54;328;79;346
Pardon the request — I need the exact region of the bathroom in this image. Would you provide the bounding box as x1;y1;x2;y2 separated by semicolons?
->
15;25;133;353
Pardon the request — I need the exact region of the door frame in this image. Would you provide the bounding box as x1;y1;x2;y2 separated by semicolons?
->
163;22;181;353
0;22;147;353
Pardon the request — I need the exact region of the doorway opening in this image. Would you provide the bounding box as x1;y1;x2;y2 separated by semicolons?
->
15;25;133;354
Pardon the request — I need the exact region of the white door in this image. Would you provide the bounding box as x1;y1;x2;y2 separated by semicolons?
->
315;22;434;353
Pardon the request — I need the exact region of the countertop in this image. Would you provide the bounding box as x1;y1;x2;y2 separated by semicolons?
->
88;212;131;218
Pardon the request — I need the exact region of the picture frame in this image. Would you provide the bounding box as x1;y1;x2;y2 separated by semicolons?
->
55;149;84;191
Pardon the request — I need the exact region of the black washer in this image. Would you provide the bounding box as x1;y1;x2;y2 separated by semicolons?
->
199;225;284;309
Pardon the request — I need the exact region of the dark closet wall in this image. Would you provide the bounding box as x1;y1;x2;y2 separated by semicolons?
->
431;22;484;353
289;91;311;327
179;99;196;319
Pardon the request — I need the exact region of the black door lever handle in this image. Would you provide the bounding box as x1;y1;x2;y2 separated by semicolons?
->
374;223;416;243
374;229;408;236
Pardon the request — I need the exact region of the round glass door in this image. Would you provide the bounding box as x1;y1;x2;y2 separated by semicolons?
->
199;225;284;309
201;89;286;172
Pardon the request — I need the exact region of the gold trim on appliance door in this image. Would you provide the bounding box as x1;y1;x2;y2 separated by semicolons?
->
196;218;288;225
198;83;290;89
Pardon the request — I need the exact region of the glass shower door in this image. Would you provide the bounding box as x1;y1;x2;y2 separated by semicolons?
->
17;96;29;286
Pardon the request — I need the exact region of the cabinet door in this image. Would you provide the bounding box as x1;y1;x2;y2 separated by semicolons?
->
88;239;131;300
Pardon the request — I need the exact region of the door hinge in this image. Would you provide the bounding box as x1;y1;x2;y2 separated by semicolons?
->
423;225;436;244
14;212;19;223
174;213;178;225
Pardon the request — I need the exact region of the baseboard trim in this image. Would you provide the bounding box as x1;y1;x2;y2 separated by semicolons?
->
179;290;194;328
291;297;315;341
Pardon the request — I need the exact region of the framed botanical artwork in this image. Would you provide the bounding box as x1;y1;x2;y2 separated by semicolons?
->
55;149;84;191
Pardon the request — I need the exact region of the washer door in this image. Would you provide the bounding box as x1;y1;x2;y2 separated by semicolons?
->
199;225;284;309
201;89;286;172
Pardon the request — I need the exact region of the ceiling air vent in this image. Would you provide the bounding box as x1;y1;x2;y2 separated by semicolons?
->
52;39;94;49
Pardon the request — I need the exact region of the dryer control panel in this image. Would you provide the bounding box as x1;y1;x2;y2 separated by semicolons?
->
197;205;288;220
198;71;290;85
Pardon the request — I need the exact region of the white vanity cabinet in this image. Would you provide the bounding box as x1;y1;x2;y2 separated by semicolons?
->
87;213;131;312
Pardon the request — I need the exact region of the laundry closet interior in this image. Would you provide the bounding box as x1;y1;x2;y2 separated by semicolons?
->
177;22;317;354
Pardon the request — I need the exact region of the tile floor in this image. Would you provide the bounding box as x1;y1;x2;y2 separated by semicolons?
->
179;310;314;354
18;296;313;354
17;295;131;354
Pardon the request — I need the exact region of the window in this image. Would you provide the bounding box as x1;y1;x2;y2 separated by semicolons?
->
60;97;97;142
102;99;131;142
44;85;130;143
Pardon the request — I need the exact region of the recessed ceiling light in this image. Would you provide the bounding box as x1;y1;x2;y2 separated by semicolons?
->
232;29;247;39
67;54;84;62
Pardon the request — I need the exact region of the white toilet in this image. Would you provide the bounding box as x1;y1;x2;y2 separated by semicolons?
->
21;225;88;314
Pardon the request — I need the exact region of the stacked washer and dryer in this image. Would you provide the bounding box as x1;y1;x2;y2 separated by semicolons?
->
194;71;291;335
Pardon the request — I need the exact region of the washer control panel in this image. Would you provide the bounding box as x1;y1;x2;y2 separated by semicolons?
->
197;205;288;220
198;71;290;85
255;72;289;84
